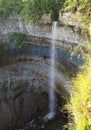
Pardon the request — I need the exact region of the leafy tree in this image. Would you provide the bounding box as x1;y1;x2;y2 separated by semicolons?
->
0;0;64;22
0;0;23;21
63;0;91;24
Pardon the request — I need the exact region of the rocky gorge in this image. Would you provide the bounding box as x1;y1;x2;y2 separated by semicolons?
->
0;13;89;130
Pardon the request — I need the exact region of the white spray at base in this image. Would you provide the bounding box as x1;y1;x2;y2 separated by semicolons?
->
44;21;58;120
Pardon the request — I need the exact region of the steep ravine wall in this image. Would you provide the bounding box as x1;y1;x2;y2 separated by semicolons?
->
0;13;88;100
0;13;88;104
0;54;71;129
0;14;88;49
0;13;88;129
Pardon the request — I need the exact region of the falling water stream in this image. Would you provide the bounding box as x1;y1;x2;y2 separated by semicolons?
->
44;21;58;120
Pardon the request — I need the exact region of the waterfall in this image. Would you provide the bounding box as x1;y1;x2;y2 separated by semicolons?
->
44;21;58;120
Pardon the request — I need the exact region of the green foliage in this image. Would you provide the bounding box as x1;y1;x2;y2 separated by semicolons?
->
15;43;31;50
57;63;70;77
67;58;91;130
8;32;26;44
0;0;90;23
0;0;64;22
64;0;91;13
0;44;5;52
63;0;91;124
0;43;11;52
8;32;31;49
66;23;91;130
64;24;69;29
21;0;63;22
0;0;23;21
0;33;28;53
63;0;91;24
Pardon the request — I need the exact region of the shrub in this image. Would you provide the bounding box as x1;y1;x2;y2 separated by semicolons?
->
63;0;91;24
0;0;64;22
8;33;26;44
66;24;91;130
0;0;23;21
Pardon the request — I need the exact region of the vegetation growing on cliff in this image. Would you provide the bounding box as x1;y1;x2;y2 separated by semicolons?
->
21;0;60;22
0;0;91;23
65;25;91;130
8;33;26;44
66;59;91;130
63;0;91;24
0;0;23;21
60;1;91;130
0;0;64;22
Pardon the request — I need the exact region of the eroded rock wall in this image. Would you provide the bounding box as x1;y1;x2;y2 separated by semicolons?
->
59;12;89;41
0;13;87;129
0;14;88;49
0;53;71;129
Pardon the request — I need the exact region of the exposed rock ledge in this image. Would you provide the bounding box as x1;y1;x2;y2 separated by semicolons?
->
0;14;88;48
0;56;71;96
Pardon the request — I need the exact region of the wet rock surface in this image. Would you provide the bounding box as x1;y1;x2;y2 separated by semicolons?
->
18;111;68;130
0;43;84;129
0;61;68;130
0;85;48;130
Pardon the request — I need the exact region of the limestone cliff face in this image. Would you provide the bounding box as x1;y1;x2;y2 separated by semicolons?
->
0;14;88;48
59;12;89;41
